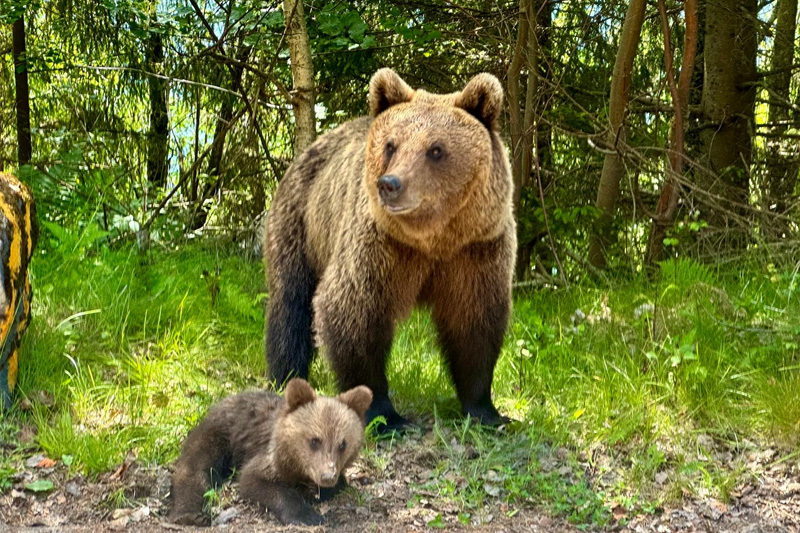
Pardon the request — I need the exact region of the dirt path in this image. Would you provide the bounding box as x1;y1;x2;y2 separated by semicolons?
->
1;433;797;532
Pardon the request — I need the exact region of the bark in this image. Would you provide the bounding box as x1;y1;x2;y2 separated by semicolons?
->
146;28;169;188
696;0;757;252
508;0;540;280
12;16;31;166
588;0;647;269
508;0;530;213
765;0;799;237
283;0;316;155
645;0;698;265
189;47;250;230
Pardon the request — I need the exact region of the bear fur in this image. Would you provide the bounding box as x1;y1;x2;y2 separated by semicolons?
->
265;69;515;431
169;379;372;526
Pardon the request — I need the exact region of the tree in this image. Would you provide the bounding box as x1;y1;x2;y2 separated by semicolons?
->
283;0;316;155
644;0;698;266
12;15;31;165
588;0;647;269
764;0;799;237
145;23;169;188
695;0;758;252
507;0;539;279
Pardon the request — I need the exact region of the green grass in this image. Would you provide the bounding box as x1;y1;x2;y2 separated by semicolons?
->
2;227;799;525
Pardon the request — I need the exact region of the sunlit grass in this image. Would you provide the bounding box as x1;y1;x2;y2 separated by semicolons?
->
4;231;799;525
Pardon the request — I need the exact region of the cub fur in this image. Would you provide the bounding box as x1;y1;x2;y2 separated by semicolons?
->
169;378;372;526
265;69;516;431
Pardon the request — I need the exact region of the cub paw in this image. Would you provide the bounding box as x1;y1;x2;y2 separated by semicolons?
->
277;504;324;526
168;511;211;526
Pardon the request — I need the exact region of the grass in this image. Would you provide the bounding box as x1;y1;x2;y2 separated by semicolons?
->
2;225;800;526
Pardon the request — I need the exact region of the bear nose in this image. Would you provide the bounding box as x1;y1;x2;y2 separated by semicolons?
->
377;174;404;202
320;469;337;484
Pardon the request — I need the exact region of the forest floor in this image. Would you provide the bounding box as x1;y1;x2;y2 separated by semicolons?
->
1;420;797;533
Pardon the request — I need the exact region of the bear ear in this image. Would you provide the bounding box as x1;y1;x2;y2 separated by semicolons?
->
369;69;414;117
337;386;373;420
284;378;316;412
454;73;504;131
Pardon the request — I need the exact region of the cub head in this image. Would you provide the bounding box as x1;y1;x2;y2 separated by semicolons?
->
365;69;506;244
275;379;372;488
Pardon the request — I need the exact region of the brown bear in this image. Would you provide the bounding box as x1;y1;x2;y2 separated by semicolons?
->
265;69;515;431
169;378;372;526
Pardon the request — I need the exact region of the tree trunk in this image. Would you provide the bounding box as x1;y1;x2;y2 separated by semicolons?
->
588;0;647;269
12;16;31;166
695;0;757;253
764;0;799;238
146;28;169;188
508;0;541;280
645;0;699;266
283;0;316;155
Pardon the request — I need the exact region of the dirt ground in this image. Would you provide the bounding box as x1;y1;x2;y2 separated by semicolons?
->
1;428;798;533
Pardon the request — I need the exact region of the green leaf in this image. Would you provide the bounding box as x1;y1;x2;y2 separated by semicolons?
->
426;513;446;528
25;480;55;492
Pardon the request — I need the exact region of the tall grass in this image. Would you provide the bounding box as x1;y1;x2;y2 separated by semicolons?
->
4;226;799;524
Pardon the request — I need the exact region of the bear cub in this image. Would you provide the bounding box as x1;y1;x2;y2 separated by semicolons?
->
169;378;372;526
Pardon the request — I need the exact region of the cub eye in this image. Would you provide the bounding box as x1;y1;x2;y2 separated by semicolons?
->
309;437;321;451
427;144;444;161
385;141;396;157
339;440;347;452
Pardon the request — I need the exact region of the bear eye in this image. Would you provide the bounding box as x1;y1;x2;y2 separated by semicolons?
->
309;437;321;451
427;144;444;161
385;141;396;157
339;440;347;452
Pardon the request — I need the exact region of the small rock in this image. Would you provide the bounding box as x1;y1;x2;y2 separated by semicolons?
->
111;508;132;520
130;506;150;522
554;447;569;461
25;454;46;468
483;483;501;497
108;516;129;530
655;471;669;485
697;434;714;449
212;507;239;525
65;481;81;497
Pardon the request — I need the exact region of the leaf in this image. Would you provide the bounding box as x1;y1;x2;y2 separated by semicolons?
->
36;457;57;468
62;455;74;467
25;480;55;492
426;513;446;528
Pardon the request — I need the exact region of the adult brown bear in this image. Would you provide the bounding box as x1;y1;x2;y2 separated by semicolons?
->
265;69;515;431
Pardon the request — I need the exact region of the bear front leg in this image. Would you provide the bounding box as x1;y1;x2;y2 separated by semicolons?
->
429;239;513;426
239;466;323;526
169;422;226;526
314;267;409;432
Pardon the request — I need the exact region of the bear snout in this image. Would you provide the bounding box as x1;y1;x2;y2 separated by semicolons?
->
319;465;338;487
377;174;404;203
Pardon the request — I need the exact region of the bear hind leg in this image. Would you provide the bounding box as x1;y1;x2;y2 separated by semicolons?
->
265;257;317;386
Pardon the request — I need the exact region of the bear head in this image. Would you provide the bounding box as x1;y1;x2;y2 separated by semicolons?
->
364;68;510;255
273;378;372;488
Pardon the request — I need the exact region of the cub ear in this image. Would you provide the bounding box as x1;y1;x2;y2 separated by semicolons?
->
454;73;504;131
337;386;373;420
284;378;316;412
369;69;414;117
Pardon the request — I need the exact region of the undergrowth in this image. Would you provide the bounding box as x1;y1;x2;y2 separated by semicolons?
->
1;224;799;526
